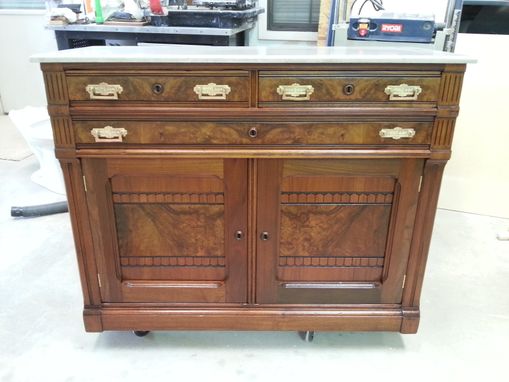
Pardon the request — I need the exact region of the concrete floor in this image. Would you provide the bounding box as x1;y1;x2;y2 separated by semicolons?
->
1;152;508;381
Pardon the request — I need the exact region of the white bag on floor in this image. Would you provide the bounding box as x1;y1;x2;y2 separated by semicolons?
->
8;106;66;195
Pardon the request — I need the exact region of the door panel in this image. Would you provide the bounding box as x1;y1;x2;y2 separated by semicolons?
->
82;158;248;303
278;204;391;282
256;159;423;304
115;203;225;280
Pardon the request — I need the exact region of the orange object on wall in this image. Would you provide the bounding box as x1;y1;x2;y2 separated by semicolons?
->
84;0;93;16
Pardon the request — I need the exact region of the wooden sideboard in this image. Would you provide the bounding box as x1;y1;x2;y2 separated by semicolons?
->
38;47;469;338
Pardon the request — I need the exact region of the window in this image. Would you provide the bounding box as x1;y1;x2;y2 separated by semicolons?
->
0;0;45;10
268;0;322;32
257;0;320;41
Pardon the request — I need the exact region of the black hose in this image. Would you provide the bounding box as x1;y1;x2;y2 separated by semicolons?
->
11;201;69;218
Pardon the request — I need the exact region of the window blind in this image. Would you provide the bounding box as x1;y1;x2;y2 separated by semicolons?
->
0;0;45;9
268;0;321;31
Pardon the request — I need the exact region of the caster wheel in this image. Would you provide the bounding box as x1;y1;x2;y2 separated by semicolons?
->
298;331;314;342
133;331;150;337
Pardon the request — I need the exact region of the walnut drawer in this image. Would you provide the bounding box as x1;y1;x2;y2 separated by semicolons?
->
74;121;432;146
258;71;441;105
66;71;250;105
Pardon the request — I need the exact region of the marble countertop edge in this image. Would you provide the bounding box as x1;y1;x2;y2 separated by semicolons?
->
30;46;476;64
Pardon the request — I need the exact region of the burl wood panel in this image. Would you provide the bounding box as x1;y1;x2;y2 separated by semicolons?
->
278;204;391;282
114;204;224;259
66;71;249;104
74;121;432;146
280;204;391;259
259;71;441;104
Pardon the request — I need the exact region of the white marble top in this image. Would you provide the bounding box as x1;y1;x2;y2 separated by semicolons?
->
31;46;475;64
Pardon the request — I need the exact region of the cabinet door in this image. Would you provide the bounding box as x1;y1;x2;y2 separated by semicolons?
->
82;158;248;303
256;159;422;304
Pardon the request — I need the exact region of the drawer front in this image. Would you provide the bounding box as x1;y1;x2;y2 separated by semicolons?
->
259;71;441;105
75;121;432;146
66;71;250;104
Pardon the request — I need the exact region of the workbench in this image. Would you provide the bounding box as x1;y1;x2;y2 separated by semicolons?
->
47;22;255;50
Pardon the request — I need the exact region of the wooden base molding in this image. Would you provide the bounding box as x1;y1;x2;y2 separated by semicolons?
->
84;306;420;333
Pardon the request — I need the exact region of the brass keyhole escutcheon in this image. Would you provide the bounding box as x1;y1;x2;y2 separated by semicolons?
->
343;84;355;95
152;83;164;95
260;231;270;241
248;127;258;138
234;230;244;240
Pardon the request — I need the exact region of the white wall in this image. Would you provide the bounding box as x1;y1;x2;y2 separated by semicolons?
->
353;0;448;21
0;11;57;112
438;33;509;219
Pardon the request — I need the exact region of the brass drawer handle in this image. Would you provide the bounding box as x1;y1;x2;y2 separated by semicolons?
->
277;83;314;101
384;84;422;101
379;127;416;140
91;126;128;142
85;82;124;100
193;83;231;100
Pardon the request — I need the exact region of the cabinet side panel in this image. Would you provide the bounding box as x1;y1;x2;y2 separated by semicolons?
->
60;160;102;307
401;160;446;333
